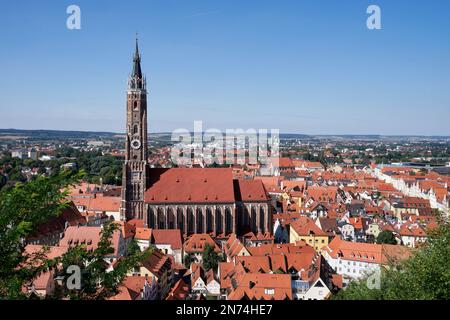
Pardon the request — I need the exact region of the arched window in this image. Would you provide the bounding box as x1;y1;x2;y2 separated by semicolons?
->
158;208;165;229
244;206;250;226
167;208;175;229
259;207;265;233
215;208;223;234
148;208;155;228
225;207;233;234
196;208;203;233
133;101;138;110
251;207;257;233
177;208;184;232
187;208;194;233
133;125;138;134
206;208;213;233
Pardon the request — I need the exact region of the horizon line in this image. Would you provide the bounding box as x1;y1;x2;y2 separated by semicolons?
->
1;128;449;138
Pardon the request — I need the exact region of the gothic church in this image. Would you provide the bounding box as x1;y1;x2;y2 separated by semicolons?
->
120;40;272;238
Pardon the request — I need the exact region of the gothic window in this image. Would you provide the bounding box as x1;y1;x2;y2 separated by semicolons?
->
148;208;155;228
167;208;175;229
215;208;223;234
259;207;265;233
158;208;165;229
235;205;242;229
177;208;184;232
251;207;257;233
133;125;138;134
187;208;194;233
133;101;138;110
206;208;213;232
225;207;232;234
196;208;203;233
244;206;250;226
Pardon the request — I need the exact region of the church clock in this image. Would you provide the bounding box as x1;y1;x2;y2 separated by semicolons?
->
131;138;141;150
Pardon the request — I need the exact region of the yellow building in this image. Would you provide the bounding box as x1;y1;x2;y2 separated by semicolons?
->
289;217;329;251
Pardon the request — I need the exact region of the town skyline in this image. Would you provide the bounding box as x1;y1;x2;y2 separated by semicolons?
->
1;1;449;302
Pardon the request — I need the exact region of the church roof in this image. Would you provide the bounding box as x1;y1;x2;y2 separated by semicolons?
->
234;179;269;202
144;168;236;203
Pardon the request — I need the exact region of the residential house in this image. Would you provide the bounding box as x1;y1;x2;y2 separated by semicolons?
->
184;233;221;263
205;269;221;296
150;229;184;264
191;263;207;295
59;225;126;264
26;203;86;246
108;275;157;300
289;216;329;251
128;249;174;299
322;237;411;284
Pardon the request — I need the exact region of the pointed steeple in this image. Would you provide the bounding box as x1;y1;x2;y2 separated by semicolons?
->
128;35;146;90
132;35;142;79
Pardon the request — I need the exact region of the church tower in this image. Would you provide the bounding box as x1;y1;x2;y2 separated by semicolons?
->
120;38;148;220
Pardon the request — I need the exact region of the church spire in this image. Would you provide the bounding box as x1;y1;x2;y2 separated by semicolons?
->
132;35;142;79
129;35;145;90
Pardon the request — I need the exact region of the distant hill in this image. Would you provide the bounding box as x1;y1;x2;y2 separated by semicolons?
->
0;129;448;141
0;129;120;140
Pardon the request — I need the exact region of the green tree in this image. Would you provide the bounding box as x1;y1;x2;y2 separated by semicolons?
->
376;230;397;245
57;221;151;300
0;171;81;298
202;244;220;271
0;170;147;300
125;238;141;257
184;254;194;269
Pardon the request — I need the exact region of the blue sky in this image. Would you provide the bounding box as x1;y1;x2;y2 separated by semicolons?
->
0;0;449;135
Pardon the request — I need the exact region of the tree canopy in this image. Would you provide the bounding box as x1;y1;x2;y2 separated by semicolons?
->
0;171;148;299
0;171;80;298
202;244;221;271
376;230;397;245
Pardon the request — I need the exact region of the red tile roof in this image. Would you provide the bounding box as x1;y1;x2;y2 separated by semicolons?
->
290;216;328;237
184;234;221;253
135;227;152;240
59;226;121;256
228;273;292;300
145;168;235;203
27;203;86;241
324;237;411;264
71;194;121;212
234;179;269;202
140;249;172;279
151;229;183;250
166;278;190;300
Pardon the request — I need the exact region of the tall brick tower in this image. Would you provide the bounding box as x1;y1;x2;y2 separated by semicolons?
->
120;38;148;221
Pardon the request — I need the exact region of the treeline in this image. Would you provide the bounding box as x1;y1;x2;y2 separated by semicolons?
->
0;147;123;191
